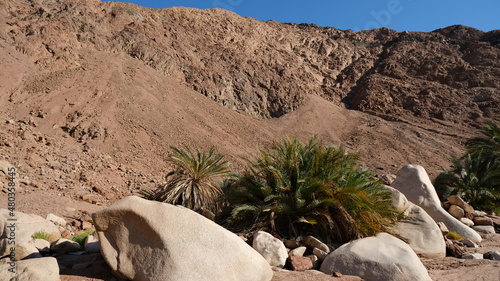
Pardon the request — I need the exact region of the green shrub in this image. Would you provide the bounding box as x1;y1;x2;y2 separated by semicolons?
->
445;231;462;241
140;146;230;219
32;230;60;242
434;121;500;211
221;137;399;243
70;229;95;246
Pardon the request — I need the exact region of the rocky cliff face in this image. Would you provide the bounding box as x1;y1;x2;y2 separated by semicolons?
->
0;0;498;204
3;0;499;122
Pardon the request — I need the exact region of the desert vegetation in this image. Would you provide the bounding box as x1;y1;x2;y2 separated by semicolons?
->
140;146;230;219
142;137;399;243
434;121;500;212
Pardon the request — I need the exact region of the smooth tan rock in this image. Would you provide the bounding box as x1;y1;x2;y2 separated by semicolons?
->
312;247;328;260
302;236;329;253
384;186;446;258
46;214;67;226
253;231;288;267
449;205;465;219
0;209;60;257
391;165;482;243
473;216;493;226
437;222;449;234
448;195;475;214
93;196;272;281
320;233;432;281
460;217;474;227
33;239;51;253
0;257;60;281
15;242;42;260
288;246;307;257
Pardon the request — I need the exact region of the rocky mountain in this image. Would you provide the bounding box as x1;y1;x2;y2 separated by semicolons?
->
0;0;498;206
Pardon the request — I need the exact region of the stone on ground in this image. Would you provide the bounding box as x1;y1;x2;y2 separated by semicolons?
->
15;242;42;260
447;195;475;215
320;233;432;281
473;216;493;226
384;186;446;258
50;238;82;254
460;217;474;227
462;253;483;259
84;231;100;253
92;196;272;281
253;231;288;267
288;246;306;257
34;238;51;253
0;209;60;257
46;214;67;226
448;205;465;219
0;257;60;281
391;165;482;243
484;251;500;260
301;235;329;253
287;255;313;271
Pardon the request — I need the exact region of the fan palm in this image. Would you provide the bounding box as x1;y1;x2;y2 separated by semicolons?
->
140;146;229;218
222;137;398;243
466;121;500;159
434;152;500;210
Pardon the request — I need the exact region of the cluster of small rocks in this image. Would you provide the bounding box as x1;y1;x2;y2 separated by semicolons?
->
251;231;332;272
0;209;99;281
443;195;497;237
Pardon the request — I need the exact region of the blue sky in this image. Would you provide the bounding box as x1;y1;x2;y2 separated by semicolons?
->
103;0;499;32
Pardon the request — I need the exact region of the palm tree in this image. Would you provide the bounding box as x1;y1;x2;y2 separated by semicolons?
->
140;146;230;219
466;121;500;159
434;152;500;210
222;137;398;243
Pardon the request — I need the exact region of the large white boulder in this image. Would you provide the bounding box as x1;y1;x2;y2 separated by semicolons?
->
0;209;60;256
391;165;482;243
252;231;288;267
384;186;446;258
0;257;60;281
319;233;432;281
92;196;272;281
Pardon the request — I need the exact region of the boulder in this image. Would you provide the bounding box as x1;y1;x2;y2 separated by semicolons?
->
15;242;42;260
437;222;449;234
84;231;100;253
320;233;431;281
0;257;60;281
448;195;475;214
253;231;288;267
448;205;465;219
46;214;67;226
0;209;60;256
33;239;51;253
472;225;496;236
92;196;272;281
473;216;493;226
288;246;306;257
484;251;500;260
384;186;445;258
287;256;313;271
460;217;474;227
460;239;478;248
50;238;81;254
301;235;329;253
462;253;483;259
391;165;482;243
312;247;328;260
